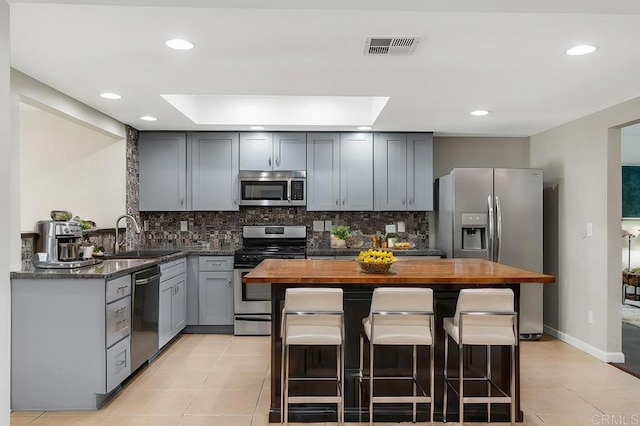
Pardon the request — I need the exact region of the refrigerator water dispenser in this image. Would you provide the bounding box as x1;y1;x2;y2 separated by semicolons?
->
461;213;487;250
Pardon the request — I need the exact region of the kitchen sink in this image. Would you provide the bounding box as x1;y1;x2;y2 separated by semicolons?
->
101;249;182;259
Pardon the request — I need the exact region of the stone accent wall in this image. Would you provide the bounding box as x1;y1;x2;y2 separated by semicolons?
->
125;125;142;251
139;209;429;250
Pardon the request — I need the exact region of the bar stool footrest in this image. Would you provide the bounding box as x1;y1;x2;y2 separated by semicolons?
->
373;396;432;404
288;396;342;404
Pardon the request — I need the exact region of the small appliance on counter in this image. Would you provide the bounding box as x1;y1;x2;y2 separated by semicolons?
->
34;220;99;269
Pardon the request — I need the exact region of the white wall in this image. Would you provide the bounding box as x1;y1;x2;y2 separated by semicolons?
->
529;95;640;362
1;1;12;423
20;106;126;230
433;136;529;178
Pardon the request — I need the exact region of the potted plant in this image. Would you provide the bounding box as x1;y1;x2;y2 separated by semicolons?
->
77;218;96;259
331;225;350;249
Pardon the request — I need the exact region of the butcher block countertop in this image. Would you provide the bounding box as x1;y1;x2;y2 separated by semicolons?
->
243;258;556;284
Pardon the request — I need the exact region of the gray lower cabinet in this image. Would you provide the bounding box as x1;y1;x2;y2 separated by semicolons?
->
198;256;234;325
158;258;187;349
11;274;133;410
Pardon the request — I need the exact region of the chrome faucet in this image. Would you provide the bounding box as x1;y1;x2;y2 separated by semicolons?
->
114;214;142;254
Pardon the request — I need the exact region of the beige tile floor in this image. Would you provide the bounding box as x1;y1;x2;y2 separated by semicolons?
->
11;334;640;425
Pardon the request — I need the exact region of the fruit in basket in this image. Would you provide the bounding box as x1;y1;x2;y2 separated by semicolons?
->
357;249;396;264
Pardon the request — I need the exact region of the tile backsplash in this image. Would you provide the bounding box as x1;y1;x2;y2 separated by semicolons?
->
140;209;430;250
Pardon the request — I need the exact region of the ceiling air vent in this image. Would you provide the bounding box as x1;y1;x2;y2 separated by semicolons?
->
364;36;421;56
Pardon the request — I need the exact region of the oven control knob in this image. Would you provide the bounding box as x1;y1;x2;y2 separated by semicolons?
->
63;227;70;234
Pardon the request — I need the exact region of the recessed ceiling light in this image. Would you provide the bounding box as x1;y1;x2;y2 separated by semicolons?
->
250;126;264;130
357;126;372;131
470;110;489;116
565;45;597;56
140;116;157;121
165;39;194;50
100;92;121;100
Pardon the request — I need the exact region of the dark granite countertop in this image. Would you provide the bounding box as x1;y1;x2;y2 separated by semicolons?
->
306;248;445;257
11;248;236;279
12;246;444;279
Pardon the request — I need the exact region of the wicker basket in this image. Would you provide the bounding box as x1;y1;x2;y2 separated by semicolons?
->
358;260;392;274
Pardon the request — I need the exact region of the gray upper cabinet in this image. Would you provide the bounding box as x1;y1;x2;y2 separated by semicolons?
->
374;133;407;211
239;132;273;170
190;132;239;211
240;132;306;171
340;133;374;211
374;132;433;211
273;133;306;170
408;133;434;211
306;133;340;211
139;132;187;211
306;133;373;211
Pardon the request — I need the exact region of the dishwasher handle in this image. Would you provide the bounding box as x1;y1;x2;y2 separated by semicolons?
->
135;273;162;285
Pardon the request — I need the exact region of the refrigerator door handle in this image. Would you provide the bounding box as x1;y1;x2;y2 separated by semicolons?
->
495;195;502;263
487;195;495;261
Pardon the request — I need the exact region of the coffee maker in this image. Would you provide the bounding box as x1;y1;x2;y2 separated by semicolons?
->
34;220;98;268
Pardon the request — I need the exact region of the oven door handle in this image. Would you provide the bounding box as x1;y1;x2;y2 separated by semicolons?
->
235;315;271;322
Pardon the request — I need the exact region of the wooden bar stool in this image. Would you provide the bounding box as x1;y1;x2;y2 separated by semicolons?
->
281;288;344;425
443;288;518;425
358;287;435;425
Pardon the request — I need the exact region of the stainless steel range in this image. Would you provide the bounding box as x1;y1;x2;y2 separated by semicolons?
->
233;225;306;335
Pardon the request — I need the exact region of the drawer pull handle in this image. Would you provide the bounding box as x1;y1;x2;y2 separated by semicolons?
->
211;262;222;266
117;285;129;290
116;360;126;366
115;306;127;313
116;319;127;325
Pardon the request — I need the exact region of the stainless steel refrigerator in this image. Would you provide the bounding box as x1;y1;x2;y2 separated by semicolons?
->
437;168;544;338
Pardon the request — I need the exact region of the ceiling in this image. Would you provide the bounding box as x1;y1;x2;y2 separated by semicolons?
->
8;0;640;136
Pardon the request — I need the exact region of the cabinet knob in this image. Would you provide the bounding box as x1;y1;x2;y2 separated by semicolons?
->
233;198;237;205
228;279;232;287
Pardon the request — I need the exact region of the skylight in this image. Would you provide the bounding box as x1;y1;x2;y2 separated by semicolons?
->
160;95;390;126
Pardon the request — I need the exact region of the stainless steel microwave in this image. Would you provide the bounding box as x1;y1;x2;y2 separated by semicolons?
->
238;171;306;206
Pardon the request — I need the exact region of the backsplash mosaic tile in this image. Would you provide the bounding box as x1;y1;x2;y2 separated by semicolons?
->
139;209;429;249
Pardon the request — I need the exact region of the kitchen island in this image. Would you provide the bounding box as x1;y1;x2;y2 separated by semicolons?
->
244;258;555;423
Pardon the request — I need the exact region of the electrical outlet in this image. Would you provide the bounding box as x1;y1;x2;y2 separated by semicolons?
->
143;220;149;232
587;222;593;237
313;221;325;232
397;221;406;233
587;310;594;324
180;221;188;232
324;220;332;231
385;224;396;233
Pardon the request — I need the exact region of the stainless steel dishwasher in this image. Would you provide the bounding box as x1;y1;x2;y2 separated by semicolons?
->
131;265;161;372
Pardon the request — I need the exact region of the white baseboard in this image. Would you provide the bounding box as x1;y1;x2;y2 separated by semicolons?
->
543;325;625;363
